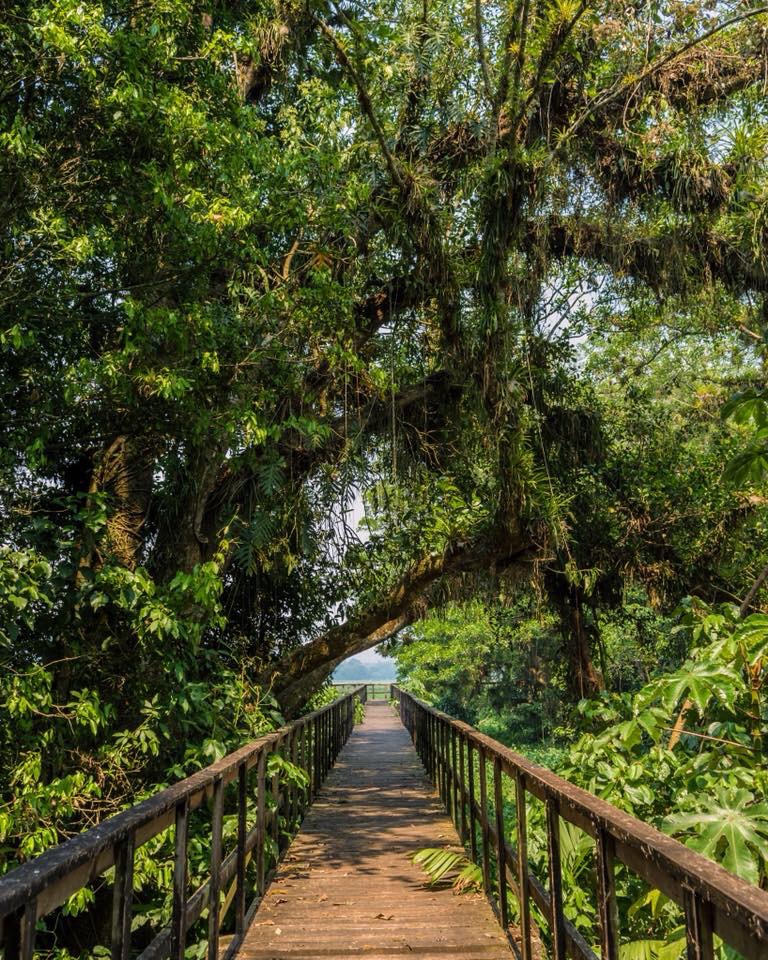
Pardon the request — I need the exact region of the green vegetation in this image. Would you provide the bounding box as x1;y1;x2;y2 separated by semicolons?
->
2;0;768;954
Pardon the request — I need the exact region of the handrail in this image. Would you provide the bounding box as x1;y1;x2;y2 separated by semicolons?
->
393;685;768;960
0;685;366;960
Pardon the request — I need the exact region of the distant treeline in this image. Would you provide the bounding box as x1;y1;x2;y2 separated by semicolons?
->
333;657;396;683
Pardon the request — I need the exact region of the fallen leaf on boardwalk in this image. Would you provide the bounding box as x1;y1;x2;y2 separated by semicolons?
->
274;898;288;905
374;914;394;920
275;928;282;935
252;920;275;926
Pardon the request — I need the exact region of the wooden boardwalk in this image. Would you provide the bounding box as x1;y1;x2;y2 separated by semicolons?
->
238;702;513;959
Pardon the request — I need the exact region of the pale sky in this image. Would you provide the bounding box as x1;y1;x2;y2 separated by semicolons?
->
335;490;397;670
354;647;395;667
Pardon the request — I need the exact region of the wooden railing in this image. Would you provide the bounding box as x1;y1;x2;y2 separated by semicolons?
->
393;686;768;960
0;686;365;960
332;682;393;701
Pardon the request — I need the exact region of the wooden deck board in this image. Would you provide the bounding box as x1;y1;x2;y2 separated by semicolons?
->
237;702;512;960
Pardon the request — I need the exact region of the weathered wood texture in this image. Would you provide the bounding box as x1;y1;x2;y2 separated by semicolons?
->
238;702;513;960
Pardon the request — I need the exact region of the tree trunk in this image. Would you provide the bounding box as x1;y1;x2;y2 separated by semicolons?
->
562;585;603;700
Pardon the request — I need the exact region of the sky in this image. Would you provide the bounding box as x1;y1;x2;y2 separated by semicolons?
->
330;487;397;672
353;647;395;667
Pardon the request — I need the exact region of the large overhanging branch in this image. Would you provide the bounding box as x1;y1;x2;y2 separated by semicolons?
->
536;215;768;296
267;531;533;713
575;131;734;212
562;10;768;144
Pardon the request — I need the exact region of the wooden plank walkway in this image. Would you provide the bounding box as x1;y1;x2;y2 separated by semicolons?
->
238;702;513;959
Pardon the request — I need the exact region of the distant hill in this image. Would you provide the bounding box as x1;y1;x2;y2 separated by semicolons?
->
332;656;396;682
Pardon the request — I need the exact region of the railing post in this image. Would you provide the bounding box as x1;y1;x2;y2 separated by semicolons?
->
271;739;281;851
440;720;449;807
546;795;566;960
596;827;619;960
478;746;492;895
450;727;459;830
171;798;189;960
111;832;134;960
323;709;327;771
429;712;435;781
235;762;247;936
458;732;468;843
207;777;224;960
515;773;532;960
334;701;340;758
468;737;478;862
289;727;298;831
4;899;37;960
256;747;267;897
321;711;327;778
493;755;509;930
313;714;320;798
684;888;714;960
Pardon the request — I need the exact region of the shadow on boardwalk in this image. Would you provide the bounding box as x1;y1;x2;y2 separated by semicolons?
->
238;702;513;959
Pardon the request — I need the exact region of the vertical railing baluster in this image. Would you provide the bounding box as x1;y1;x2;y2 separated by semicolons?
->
515;774;532;960
439;719;445;803
235;762;247;936
596;827;619;960
450;727;459;829
432;711;437;786
441;720;449;807
320;713;328;784
290;727;298;831
684;888;714;960
313;714;320;799
478;746;492;896
468;737;478;862
458;733;468;844
171;799;189;960
271;739;280;851
433;717;440;793
321;711;327;779
493;756;509;930
323;710;329;776
426;712;432;779
5;899;38;960
256;748;267;897
430;713;436;781
546;796;566;960
111;832;134;960
207;777;224;960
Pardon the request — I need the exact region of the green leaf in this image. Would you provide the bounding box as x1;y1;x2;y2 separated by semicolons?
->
664;788;768;885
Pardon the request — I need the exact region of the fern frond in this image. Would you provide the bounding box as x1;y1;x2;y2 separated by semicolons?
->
411;847;482;891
